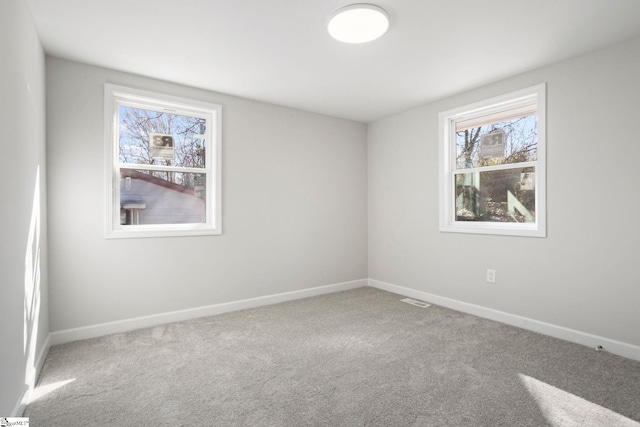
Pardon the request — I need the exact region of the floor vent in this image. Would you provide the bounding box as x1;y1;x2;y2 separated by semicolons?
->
400;298;431;308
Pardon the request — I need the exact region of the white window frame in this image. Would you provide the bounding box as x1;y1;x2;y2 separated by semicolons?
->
104;84;222;238
438;84;546;237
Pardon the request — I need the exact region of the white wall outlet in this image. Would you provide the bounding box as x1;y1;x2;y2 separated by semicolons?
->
486;269;496;283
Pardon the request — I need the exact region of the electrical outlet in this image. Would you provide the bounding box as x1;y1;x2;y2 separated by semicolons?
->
486;269;496;283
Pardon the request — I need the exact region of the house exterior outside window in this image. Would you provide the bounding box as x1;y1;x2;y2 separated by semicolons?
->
439;84;546;237
104;84;222;238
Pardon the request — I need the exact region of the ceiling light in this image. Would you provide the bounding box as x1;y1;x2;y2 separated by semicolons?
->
328;4;389;44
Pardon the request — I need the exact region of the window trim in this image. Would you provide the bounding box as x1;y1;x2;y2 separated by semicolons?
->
104;84;222;238
438;84;546;237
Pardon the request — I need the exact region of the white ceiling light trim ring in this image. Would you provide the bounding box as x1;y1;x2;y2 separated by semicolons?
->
328;4;390;44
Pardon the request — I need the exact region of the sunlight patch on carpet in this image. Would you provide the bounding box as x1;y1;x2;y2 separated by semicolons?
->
30;378;76;403
519;374;640;427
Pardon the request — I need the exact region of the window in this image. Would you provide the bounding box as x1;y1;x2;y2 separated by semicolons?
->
104;84;222;238
439;84;546;237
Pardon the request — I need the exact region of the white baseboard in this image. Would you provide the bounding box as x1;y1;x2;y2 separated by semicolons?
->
50;279;367;346
45;277;640;361
11;386;28;417
13;333;52;415
34;333;51;383
368;279;640;362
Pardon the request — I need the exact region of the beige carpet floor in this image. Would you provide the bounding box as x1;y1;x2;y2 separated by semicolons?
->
25;287;640;426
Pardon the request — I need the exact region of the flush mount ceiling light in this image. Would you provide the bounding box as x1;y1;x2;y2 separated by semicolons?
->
328;4;390;44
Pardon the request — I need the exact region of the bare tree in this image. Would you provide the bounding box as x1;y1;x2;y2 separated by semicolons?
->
119;107;206;186
456;116;537;169
455;115;538;222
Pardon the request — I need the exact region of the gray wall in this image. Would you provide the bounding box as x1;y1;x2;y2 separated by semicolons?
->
0;0;49;415
46;57;368;331
368;36;640;347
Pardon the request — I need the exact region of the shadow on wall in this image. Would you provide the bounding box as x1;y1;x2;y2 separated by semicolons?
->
23;168;77;406
23;166;42;403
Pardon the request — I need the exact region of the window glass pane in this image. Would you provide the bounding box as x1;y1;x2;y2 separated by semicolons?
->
455;167;535;223
455;114;537;169
118;106;206;169
119;169;206;225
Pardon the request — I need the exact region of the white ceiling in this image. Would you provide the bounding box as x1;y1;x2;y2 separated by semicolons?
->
27;0;640;123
